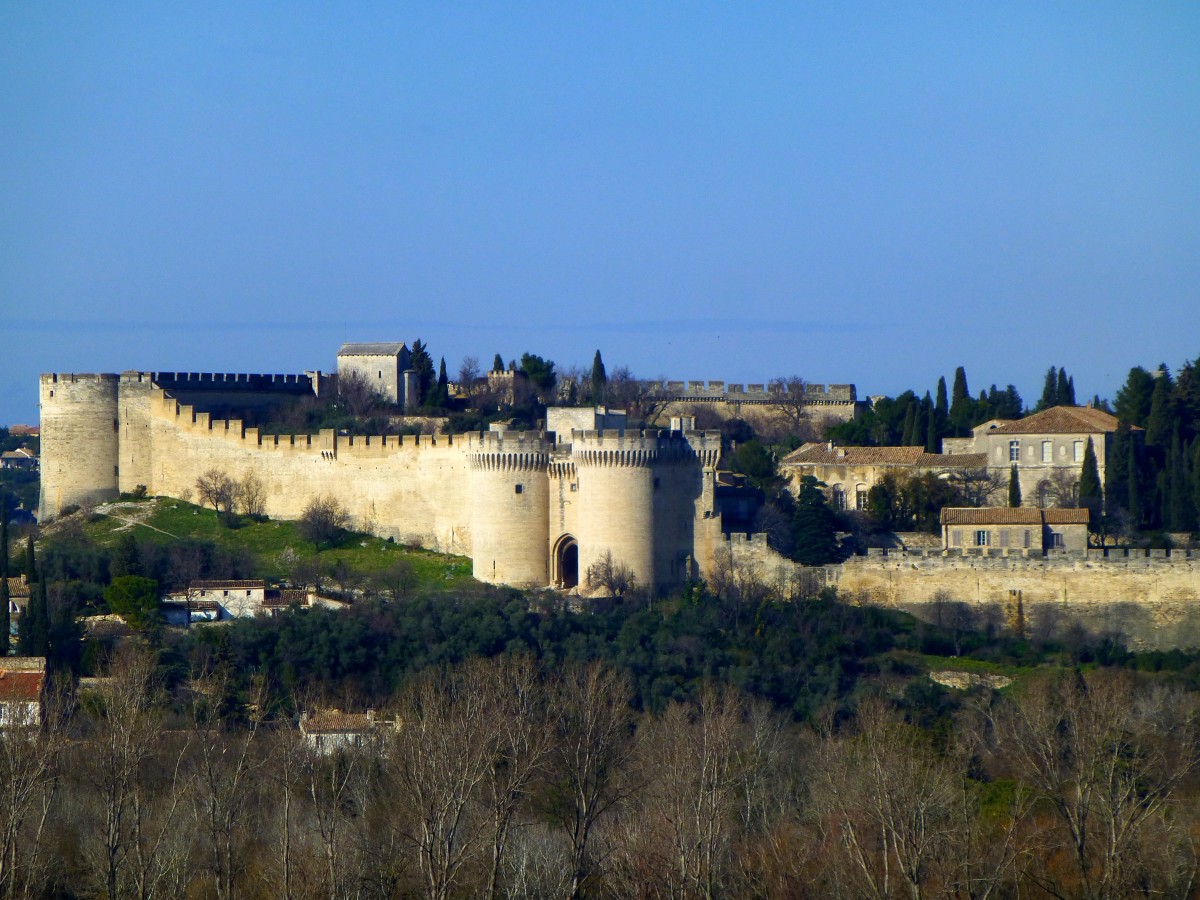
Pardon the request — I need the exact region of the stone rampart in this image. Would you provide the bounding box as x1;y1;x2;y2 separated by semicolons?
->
644;380;857;405
721;534;1200;650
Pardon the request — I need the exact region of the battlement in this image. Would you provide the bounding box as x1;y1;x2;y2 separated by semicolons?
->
41;373;120;385
141;371;315;393
570;429;722;467
851;546;1200;569
643;380;858;404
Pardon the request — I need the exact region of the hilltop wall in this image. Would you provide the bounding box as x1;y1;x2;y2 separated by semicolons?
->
723;534;1200;650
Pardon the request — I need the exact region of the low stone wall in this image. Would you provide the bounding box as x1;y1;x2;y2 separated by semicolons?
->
721;534;1200;650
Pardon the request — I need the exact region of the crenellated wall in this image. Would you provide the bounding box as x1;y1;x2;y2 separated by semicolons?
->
39;369;727;593
721;533;1200;650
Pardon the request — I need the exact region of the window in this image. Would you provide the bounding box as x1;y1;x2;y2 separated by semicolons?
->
1073;440;1084;462
952;530;962;547
999;529;1009;548
856;487;869;511
976;530;990;547
514;484;523;494
831;485;846;510
1042;441;1053;463
1009;440;1020;462
1023;529;1032;549
1051;532;1064;549
570;482;578;492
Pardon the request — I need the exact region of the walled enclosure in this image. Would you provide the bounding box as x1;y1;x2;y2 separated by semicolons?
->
40;372;725;592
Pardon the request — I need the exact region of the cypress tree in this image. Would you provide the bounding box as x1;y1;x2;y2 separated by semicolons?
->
25;536;36;584
935;376;949;438
435;357;449;406
1127;442;1142;527
1008;465;1022;507
1078;437;1102;528
1192;438;1200;530
590;350;607;405
949;367;971;436
492;354;505;373
925;395;940;452
409;340;435;404
1106;423;1131;514
18;557;48;657
1114;366;1156;428
1066;375;1076;406
900;403;917;447
1146;371;1174;450
791;477;841;565
1037;367;1058;411
1056;367;1072;406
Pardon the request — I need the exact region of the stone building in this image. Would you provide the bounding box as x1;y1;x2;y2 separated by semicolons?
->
39;367;724;594
940;507;1091;555
942;406;1127;508
779;444;988;510
336;342;414;407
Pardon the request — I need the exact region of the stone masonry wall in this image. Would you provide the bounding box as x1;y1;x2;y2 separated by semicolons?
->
723;533;1200;650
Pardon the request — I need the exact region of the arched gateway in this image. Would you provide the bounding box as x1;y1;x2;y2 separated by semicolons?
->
553;534;579;589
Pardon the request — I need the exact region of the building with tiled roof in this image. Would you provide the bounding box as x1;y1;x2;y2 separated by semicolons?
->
0;657;45;729
337;341;413;408
940;506;1090;554
779;442;989;511
943;405;1131;509
299;708;395;753
0;447;38;471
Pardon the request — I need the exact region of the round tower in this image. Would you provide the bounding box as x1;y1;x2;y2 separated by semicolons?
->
38;373;121;518
469;432;551;587
571;431;663;592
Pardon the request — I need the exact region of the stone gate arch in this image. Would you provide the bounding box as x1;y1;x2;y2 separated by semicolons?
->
553;534;579;589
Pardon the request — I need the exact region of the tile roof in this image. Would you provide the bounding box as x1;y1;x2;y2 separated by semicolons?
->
0;658;45;703
263;589;308;608
781;444;986;468
338;342;407;357
940;507;1091;526
301;709;377;734
7;426;39;436
990;406;1124;435
189;580;266;591
4;576;29;598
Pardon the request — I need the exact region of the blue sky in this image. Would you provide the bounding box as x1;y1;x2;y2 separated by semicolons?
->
2;2;1198;424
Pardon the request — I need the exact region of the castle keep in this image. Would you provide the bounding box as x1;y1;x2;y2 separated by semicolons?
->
38;370;724;592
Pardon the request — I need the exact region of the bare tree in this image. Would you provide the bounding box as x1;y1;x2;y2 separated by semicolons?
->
766;376;811;440
545;662;637;900
374;557;417;603
337;369;385;417
195;470;235;515
385;663;500;900
944;468;1005;507
1045;468;1081;508
993;670;1200;900
234;472;267;518
457;356;482;400
585;551;636;599
298;496;350;550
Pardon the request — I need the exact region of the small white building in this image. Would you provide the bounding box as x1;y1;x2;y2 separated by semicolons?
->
299;708;393;754
337;342;413;407
0;657;44;730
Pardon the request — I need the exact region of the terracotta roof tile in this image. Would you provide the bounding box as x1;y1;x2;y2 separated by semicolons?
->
781;444;986;468
189;580;266;591
939;507;1090;526
302;709;377;734
990;406;1125;435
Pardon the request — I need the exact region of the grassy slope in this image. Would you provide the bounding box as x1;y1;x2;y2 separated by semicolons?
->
85;497;473;585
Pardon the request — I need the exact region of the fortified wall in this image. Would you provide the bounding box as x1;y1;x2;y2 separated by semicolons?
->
724;533;1200;650
645;379;863;428
40;371;725;593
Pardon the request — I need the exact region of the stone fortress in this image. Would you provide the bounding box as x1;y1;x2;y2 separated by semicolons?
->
38;367;724;593
36;353;1200;649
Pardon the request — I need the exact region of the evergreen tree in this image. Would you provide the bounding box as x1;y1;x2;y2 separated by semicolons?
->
25;536;36;583
110;532;142;578
1008;465;1022;508
1113;366;1156;427
900;403;917;447
18;563;48;657
1037;367;1058;411
409;339;436;404
1078;437;1102;529
925;392;940;453
433;357;450;407
1106;423;1132;514
590;350;607;406
1145;370;1174;450
1192;439;1200;530
492;354;505;373
791;476;841;565
1167;426;1195;530
1056;367;1073;406
935;376;948;428
1127;441;1143;527
0;576;8;657
948;367;972;436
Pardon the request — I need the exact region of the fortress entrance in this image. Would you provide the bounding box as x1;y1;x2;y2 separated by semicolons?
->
554;535;579;589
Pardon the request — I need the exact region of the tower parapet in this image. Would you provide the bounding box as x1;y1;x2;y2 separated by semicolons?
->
468;432;554;587
39;374;121;516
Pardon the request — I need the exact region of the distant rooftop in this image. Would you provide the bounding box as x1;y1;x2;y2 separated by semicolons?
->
990;406;1125;436
940;507;1091;526
338;342;408;357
